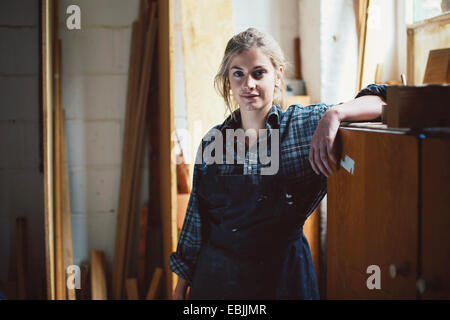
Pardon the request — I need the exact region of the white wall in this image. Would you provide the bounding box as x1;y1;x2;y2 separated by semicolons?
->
320;0;358;104
59;0;146;273
232;0;300;79
298;0;321;103
0;0;45;297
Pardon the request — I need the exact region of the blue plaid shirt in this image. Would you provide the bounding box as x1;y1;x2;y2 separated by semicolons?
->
169;84;387;284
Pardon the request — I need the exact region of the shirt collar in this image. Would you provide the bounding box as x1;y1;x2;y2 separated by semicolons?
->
220;104;281;132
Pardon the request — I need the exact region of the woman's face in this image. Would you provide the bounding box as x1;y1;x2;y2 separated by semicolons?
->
228;46;281;112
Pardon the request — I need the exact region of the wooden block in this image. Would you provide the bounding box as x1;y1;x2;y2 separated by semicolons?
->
423;48;450;84
386;85;450;128
125;278;139;300
90;250;107;300
145;267;163;300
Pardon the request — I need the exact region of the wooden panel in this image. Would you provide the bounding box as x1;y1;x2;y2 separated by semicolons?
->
327;129;419;299
421;137;450;299
423;48;450;84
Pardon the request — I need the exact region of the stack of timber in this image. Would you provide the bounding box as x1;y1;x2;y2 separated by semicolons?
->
112;0;159;300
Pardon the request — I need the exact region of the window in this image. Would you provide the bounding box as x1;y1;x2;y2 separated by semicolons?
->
413;0;450;22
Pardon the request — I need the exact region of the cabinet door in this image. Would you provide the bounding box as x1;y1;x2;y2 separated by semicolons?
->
421;137;450;299
327;129;418;299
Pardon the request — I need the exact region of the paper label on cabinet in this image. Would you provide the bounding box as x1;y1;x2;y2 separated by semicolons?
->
340;155;355;175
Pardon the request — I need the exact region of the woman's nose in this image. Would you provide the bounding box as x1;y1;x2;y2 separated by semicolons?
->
243;75;256;90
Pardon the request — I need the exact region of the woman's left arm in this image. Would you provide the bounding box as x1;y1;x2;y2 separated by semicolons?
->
309;94;386;177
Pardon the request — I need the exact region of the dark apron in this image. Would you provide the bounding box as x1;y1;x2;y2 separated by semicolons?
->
188;163;320;300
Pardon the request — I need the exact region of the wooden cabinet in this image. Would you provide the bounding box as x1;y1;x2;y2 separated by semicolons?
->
327;124;450;299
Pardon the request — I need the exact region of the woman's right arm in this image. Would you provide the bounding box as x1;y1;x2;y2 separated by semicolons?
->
173;277;190;300
169;142;207;299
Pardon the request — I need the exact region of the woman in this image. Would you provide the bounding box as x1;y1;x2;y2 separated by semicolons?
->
170;28;386;300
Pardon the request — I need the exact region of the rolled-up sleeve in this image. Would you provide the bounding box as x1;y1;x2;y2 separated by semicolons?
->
355;83;387;101
169;158;203;285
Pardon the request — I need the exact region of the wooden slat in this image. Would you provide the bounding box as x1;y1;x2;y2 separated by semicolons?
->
356;0;369;93
158;0;176;299
125;278;140;300
61;106;75;300
53;37;66;300
90;250;107;300
145;267;163;300
137;204;149;293
294;37;302;80
41;0;56;300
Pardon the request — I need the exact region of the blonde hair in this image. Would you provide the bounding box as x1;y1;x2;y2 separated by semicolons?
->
214;28;288;119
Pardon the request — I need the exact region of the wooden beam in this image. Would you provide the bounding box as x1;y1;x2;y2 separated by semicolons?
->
356;0;369;93
61;106;75;300
137;204;149;293
125;278;140;300
90;250;107;300
41;0;56;300
158;0;176;300
145;267;163;300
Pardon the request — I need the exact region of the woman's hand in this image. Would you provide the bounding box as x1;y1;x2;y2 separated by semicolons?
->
173;277;189;300
309;107;340;177
308;95;384;177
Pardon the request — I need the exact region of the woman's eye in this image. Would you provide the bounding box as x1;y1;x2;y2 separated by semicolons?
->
233;71;243;77
253;70;265;78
